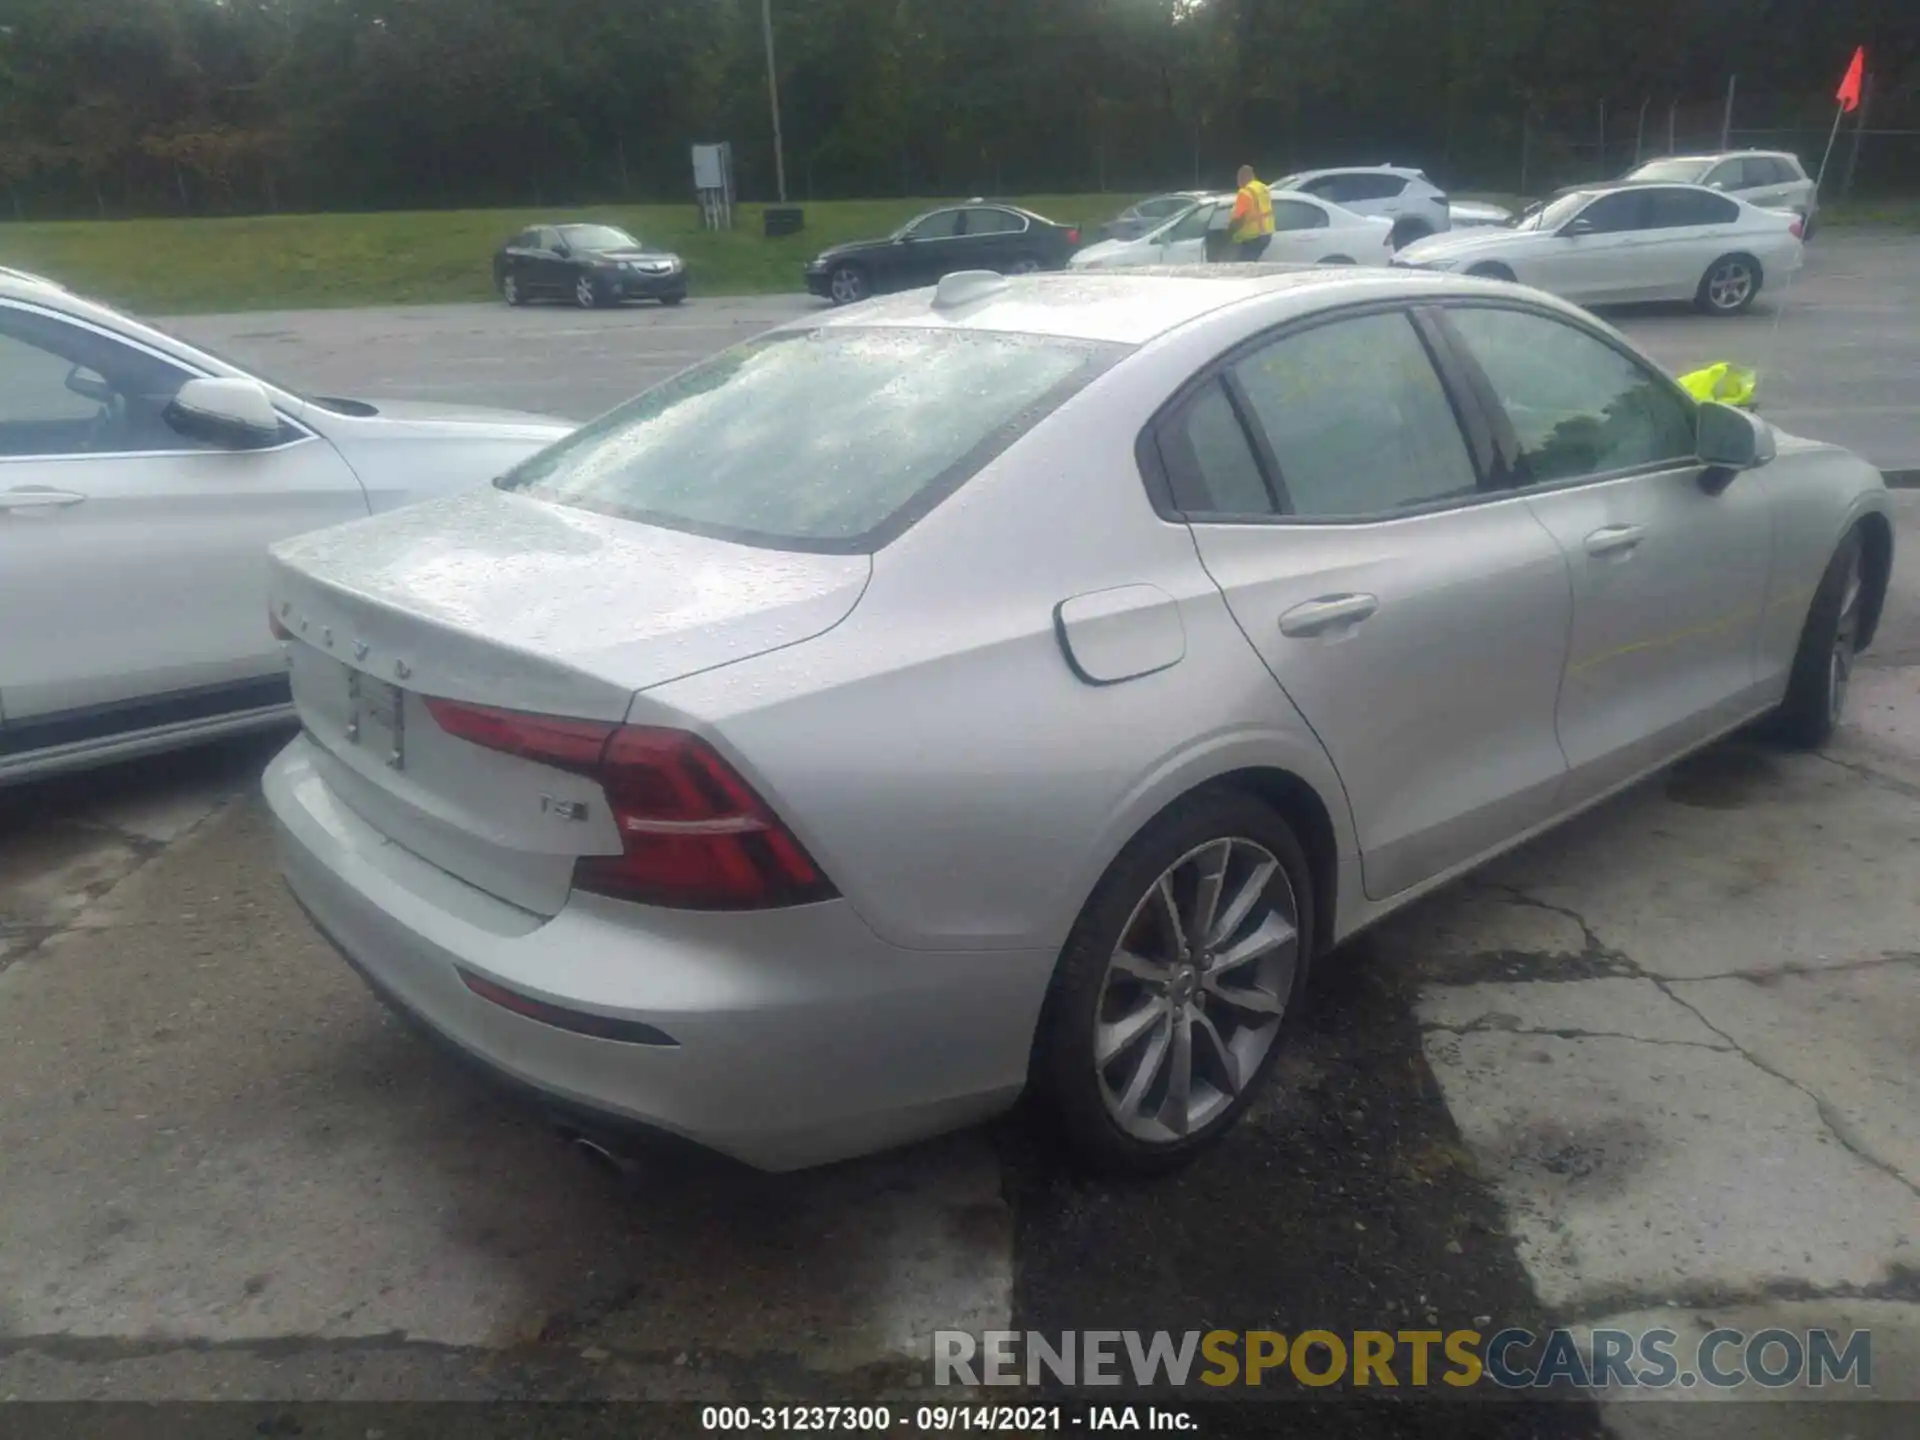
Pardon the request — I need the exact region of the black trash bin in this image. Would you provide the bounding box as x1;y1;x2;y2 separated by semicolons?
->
764;206;805;238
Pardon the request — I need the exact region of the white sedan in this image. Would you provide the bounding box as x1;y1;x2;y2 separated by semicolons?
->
1070;191;1393;270
1395;182;1803;314
0;271;572;785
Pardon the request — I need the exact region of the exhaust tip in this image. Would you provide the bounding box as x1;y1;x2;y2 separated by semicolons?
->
558;1127;641;1179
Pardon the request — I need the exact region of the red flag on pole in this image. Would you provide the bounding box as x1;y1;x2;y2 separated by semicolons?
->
1836;47;1865;113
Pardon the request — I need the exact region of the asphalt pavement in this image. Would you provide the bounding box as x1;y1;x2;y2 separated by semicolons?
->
2;238;1917;1433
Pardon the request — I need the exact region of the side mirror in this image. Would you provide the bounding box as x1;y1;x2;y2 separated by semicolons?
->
66;364;113;404
1563;218;1595;237
163;377;282;450
1696;400;1775;485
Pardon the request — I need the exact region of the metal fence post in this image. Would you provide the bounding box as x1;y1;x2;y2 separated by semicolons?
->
1842;71;1873;197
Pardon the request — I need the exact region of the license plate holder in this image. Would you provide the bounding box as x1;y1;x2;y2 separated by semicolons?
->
347;670;406;771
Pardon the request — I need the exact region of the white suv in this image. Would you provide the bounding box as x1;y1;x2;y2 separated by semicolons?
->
1617;152;1820;233
1269;165;1452;247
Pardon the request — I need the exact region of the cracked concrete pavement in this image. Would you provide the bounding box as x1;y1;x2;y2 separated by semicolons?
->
3;250;1918;1427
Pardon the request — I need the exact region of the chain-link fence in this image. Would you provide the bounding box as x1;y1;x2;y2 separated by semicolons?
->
1507;80;1917;202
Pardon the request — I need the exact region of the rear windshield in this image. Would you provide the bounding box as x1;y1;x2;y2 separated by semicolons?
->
1627;158;1711;183
495;326;1121;552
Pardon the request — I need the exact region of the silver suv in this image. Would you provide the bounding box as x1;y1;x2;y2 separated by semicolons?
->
1617;152;1820;232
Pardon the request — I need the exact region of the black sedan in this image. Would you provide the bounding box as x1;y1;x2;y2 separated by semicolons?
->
804;202;1081;305
492;223;688;308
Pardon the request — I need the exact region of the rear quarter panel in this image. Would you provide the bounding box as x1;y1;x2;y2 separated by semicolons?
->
637;343;1359;956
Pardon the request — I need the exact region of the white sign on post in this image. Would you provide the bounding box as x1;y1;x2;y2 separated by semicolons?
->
691;144;727;192
691;143;734;230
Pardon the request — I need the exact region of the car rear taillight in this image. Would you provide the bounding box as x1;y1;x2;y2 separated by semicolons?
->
1066;227;1081;245
1789;217;1805;238
422;697;836;911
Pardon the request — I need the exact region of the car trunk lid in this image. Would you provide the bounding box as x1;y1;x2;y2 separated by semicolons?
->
269;488;870;913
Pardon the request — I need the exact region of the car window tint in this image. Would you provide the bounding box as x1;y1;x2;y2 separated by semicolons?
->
496;327;1120;551
511;230;536;248
1140;197;1189;218
1270;199;1327;231
1574;190;1646;233
1645;188;1739;227
1161;204;1216;244
909;210;964;239
1702;161;1743;190
0;305;204;456
1163;382;1274;514
1342;174;1407;201
964;208;1023;236
1446;307;1697;485
1230;311;1479;518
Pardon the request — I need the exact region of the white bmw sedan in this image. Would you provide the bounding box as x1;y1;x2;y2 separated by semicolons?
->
264;267;1891;1176
0;273;572;785
1070;191;1393;270
1395;182;1804;313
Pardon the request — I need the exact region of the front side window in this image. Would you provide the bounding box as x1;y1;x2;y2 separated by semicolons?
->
1227;311;1480;518
497;327;1121;551
1158;203;1217;245
0;305;208;458
906;210;964;240
1572;190;1649;233
1444;306;1696;486
1627;158;1712;184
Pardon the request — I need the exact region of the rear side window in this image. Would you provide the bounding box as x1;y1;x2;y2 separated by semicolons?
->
1271;199;1328;231
1645;188;1740;227
908;210;964;240
1228;311;1480;518
1332;174;1407;202
1162;383;1275;515
964;208;1025;235
1444;306;1696;485
496;327;1120;551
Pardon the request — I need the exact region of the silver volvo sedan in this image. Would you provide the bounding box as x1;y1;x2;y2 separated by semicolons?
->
264;267;1894;1174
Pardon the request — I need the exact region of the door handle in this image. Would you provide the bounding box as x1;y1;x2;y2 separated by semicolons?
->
1584;524;1645;558
0;486;87;511
1279;593;1379;638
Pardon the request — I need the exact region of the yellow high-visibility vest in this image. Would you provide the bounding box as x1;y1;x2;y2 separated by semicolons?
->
1229;180;1275;242
1678;362;1758;408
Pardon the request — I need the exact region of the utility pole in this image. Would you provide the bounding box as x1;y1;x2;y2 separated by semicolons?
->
1634;95;1650;163
1720;74;1736;150
761;0;788;203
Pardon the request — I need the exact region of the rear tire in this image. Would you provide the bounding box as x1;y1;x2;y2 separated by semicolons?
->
500;271;524;306
1770;529;1865;749
1031;789;1315;1177
1006;256;1042;275
1696;253;1762;315
659;293;686;307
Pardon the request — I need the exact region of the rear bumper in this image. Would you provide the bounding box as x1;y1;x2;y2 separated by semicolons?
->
263;738;1049;1170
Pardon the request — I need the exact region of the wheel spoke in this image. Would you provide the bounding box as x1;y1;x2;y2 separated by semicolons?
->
1111;947;1172;984
1115;1012;1174;1118
1208;858;1277;948
1188;841;1230;955
1205;980;1286;1017
1162;1010;1193;1134
1098;995;1169;1065
1190;1008;1241;1095
1154;874;1188;959
1208;909;1296;978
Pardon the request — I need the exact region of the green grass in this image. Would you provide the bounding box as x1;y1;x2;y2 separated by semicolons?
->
0;193;1138;314
1821;197;1920;231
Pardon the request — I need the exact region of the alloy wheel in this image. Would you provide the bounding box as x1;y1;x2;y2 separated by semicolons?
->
575;275;599;309
1707;260;1754;311
829;265;868;304
1830;549;1863;726
502;273;520;305
1008;258;1041;275
1093;837;1300;1144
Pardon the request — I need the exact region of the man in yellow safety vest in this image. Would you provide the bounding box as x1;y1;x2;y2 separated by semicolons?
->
1227;165;1275;261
